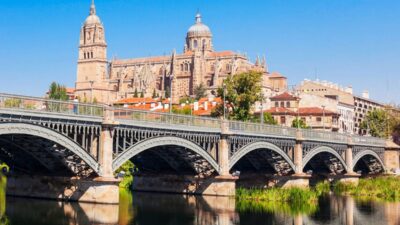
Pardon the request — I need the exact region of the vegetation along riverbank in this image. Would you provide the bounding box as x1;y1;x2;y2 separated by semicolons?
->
334;176;400;201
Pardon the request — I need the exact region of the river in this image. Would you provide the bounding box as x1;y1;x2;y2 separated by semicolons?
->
0;178;400;225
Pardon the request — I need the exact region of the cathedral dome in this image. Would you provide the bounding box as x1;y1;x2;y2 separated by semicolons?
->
84;1;101;25
187;13;212;37
85;14;101;25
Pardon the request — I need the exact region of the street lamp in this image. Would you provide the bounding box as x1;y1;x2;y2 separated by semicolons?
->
169;74;174;114
322;105;326;130
260;93;264;124
223;83;226;120
89;80;94;103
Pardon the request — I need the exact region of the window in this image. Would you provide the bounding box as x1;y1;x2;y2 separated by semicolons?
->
202;39;206;48
181;64;184;71
275;102;279;107
185;64;189;71
280;102;284;107
280;116;286;124
193;40;198;48
84;52;86;59
316;117;322;122
286;102;291;108
91;52;93;58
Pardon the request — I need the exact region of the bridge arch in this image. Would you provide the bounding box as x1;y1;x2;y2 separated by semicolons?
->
0;123;100;174
352;150;384;169
302;146;348;173
229;141;296;172
112;136;220;174
352;150;385;173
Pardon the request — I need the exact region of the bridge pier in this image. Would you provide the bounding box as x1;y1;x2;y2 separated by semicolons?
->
131;174;236;196
288;130;310;188
6;175;119;204
384;139;400;173
339;138;360;184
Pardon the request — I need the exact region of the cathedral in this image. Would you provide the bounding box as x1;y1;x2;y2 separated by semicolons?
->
75;1;287;104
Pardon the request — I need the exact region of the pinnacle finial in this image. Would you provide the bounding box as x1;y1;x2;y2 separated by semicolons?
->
90;0;96;15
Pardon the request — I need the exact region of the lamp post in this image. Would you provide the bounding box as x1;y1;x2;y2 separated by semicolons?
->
169;75;174;114
89;80;94;103
260;93;264;124
223;83;226;120
322;105;326;130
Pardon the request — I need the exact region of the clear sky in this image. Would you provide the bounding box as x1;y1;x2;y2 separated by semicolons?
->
0;0;399;103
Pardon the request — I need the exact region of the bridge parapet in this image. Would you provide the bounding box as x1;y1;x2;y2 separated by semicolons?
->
113;107;222;132
0;93;104;118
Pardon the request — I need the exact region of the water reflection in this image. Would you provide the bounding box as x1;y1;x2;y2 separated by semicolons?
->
1;179;400;225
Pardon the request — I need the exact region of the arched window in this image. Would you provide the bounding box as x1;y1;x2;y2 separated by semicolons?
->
185;63;189;71
202;39;206;49
91;52;93;58
193;40;198;49
84;52;86;59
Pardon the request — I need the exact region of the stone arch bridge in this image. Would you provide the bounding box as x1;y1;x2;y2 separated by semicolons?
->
0;93;398;203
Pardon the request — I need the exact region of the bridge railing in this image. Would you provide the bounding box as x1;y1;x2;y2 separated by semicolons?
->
301;128;349;143
352;135;386;146
113;107;222;130
0;93;104;117
228;120;297;137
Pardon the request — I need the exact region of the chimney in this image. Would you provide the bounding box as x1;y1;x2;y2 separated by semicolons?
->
204;101;208;111
345;86;353;94
362;90;369;99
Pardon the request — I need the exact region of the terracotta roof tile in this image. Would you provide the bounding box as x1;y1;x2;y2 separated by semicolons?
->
270;92;298;101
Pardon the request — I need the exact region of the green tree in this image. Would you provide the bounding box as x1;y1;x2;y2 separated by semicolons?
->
214;71;263;121
133;88;138;97
172;106;191;115
48;82;68;101
152;89;157;98
263;112;278;125
292;118;308;129
194;83;207;100
360;109;390;138
140;92;144;98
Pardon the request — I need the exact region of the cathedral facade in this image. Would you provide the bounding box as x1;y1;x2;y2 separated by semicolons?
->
75;1;287;104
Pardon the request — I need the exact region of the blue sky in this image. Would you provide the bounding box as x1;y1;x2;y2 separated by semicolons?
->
0;0;399;103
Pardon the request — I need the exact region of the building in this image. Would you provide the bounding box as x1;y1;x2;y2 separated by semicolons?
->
262;92;339;131
354;91;384;135
297;80;355;134
74;1;287;104
113;96;221;116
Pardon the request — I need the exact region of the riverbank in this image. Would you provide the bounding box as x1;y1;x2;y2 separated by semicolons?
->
334;176;400;201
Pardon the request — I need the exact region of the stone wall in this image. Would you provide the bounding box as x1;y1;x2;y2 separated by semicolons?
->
6;175;119;204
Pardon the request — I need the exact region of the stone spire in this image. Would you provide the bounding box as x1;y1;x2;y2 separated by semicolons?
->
90;0;96;15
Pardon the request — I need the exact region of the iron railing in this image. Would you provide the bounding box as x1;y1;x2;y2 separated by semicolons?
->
0;93;388;146
0;93;104;117
228;121;298;137
113;107;222;130
352;135;386;146
301;128;349;143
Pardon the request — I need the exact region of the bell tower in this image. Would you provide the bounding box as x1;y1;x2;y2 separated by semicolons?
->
75;0;109;103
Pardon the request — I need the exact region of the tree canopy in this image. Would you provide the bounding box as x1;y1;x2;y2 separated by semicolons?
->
48;82;68;101
360;109;393;138
213;71;263;121
292;118;308;129
194;83;207;100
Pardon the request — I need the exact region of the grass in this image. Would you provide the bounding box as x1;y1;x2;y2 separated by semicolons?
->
235;181;331;215
333;176;400;201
